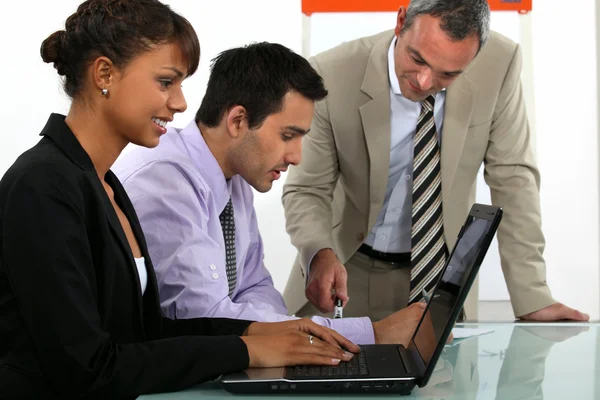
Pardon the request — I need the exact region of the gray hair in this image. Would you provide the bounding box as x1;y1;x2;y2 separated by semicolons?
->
401;0;491;51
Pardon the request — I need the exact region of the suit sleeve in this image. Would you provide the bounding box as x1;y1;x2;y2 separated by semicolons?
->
282;57;340;275
1;167;250;398
484;44;555;317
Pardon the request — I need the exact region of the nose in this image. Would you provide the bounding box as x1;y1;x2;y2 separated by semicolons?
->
168;86;188;114
416;68;434;91
285;138;303;166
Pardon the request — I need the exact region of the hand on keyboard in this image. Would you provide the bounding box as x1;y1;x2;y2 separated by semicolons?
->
291;349;369;379
244;318;360;352
241;329;355;368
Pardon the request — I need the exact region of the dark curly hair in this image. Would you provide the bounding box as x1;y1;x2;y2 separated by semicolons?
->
40;0;200;98
196;42;328;130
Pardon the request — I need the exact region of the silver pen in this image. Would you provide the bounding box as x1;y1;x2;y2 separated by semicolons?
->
333;297;343;319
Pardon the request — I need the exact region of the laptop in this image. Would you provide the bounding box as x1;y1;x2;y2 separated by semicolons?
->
221;203;503;394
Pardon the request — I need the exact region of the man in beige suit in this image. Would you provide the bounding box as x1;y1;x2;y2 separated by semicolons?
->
282;0;588;322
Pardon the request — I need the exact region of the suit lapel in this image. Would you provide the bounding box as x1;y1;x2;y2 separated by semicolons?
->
360;33;394;228
89;171;146;330
108;171;163;335
441;76;476;204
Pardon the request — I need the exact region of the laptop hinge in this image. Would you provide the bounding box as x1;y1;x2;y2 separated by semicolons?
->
397;346;413;375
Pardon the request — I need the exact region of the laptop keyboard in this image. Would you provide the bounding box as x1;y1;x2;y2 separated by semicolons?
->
290;350;369;379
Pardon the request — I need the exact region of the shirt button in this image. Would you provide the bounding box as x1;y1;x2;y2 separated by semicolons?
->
380;235;386;240
210;264;217;271
212;273;219;279
405;175;411;180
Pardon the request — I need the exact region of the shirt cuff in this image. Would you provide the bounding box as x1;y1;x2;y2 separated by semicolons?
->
300;245;333;282
310;316;375;345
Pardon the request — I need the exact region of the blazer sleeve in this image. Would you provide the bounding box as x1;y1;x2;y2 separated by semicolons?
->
484;44;554;317
1;167;251;398
160;316;251;338
282;57;340;275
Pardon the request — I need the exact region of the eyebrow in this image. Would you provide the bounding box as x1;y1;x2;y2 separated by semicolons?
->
408;46;463;76
161;66;185;78
282;125;310;135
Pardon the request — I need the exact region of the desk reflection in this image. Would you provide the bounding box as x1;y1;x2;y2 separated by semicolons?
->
495;325;589;400
415;324;589;400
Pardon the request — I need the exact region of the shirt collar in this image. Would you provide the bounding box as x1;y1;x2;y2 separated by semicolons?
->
387;38;402;96
39;113;95;171
178;120;232;213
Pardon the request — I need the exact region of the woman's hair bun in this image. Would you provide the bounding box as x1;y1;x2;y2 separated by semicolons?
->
40;30;68;76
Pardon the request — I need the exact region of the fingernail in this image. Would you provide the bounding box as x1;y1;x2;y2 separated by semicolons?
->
343;352;354;360
331;358;341;363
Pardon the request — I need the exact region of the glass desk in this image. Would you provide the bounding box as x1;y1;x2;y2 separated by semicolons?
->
139;322;600;399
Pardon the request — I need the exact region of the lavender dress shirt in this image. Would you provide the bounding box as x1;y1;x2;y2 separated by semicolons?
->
113;121;375;345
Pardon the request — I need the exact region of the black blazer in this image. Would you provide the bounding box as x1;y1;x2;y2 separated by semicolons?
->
0;114;253;399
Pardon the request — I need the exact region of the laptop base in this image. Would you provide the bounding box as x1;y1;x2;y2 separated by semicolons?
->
223;379;416;394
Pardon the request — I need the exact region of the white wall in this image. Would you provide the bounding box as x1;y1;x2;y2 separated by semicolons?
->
532;0;600;319
1;0;598;319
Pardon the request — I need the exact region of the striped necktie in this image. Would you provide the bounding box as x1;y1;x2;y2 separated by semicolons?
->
409;94;448;303
219;198;237;296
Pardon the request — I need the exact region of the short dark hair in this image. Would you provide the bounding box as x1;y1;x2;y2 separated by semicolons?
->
40;0;200;98
195;42;328;129
401;0;490;51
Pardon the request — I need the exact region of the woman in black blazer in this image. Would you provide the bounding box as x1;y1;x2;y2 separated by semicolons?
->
0;1;357;398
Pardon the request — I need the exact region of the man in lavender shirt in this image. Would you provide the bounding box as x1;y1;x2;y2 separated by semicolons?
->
113;42;425;345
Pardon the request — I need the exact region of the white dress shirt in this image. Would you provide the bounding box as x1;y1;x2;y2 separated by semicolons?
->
134;257;147;295
364;39;446;253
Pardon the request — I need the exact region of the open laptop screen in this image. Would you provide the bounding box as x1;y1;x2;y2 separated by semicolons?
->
410;213;494;369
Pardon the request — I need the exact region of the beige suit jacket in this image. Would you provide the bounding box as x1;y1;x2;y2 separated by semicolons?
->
282;30;554;319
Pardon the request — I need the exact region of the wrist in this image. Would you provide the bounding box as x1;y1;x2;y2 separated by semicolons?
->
315;248;335;258
239;336;256;368
372;321;383;344
244;322;259;336
311;248;336;269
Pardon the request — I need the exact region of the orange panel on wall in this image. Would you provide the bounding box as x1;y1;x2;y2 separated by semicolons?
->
302;0;532;15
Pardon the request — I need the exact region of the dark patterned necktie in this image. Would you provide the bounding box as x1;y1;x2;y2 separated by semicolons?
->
409;94;448;303
219;198;237;296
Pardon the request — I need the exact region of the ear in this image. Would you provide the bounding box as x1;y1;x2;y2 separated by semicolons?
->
225;105;249;139
394;6;407;37
91;56;115;94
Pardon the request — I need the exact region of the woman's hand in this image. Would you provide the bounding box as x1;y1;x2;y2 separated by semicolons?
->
241;328;355;368
244;318;359;353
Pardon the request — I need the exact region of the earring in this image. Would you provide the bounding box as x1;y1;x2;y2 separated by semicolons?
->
101;88;108;96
